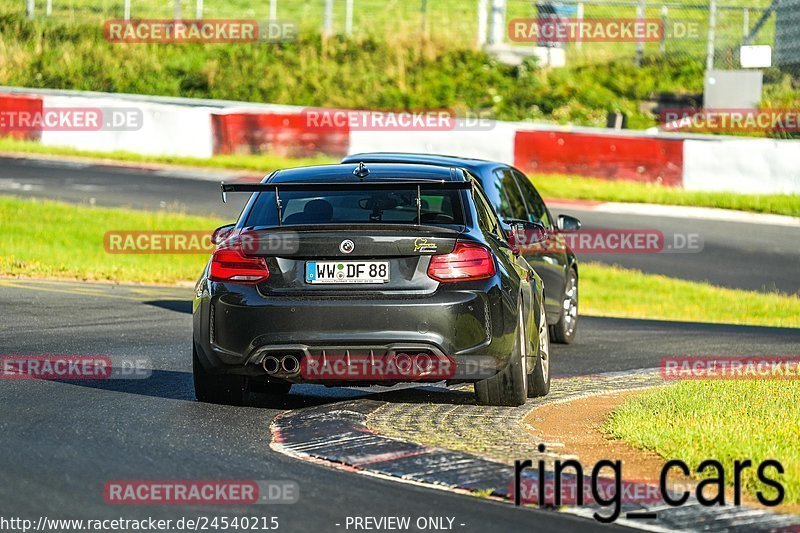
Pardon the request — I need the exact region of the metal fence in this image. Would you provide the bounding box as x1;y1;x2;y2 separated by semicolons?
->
514;0;778;71
14;0;784;71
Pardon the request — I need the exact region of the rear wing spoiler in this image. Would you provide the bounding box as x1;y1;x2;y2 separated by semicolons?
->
220;179;474;227
220;180;473;201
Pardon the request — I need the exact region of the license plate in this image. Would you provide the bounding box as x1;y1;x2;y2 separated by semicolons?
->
306;261;390;284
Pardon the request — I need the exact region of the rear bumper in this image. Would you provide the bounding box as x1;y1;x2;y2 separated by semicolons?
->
193;281;514;384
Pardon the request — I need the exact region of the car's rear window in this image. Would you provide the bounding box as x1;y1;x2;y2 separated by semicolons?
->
244;187;465;227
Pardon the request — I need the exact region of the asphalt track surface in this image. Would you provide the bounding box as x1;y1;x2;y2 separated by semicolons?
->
0;279;635;533
1;155;797;294
2;155;799;532
2;279;799;532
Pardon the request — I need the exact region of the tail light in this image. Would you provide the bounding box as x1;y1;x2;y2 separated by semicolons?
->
209;247;269;283
427;242;496;282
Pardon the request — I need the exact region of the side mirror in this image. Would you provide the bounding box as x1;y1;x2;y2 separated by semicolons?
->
504;219;548;250
211;224;236;245
557;214;581;232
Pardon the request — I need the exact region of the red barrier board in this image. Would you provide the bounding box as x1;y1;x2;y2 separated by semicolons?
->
211;112;350;158
514;130;683;186
0;93;45;141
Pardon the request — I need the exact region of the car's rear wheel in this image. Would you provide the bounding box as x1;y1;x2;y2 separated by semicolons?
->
193;345;251;406
528;299;551;397
474;306;528;407
551;268;578;344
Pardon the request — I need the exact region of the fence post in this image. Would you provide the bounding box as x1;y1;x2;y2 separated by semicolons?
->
324;0;334;36
660;5;667;53
420;0;427;34
706;0;717;71
488;0;506;45
124;0;131;19
270;0;277;20
195;0;203;19
477;0;488;47
635;0;646;66
576;1;584;50
26;0;34;19
45;0;51;15
742;8;749;37
174;0;182;20
345;0;353;34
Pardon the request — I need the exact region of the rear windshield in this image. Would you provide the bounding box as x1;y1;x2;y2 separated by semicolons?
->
244;188;465;227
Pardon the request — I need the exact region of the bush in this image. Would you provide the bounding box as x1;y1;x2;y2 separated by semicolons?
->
0;14;791;132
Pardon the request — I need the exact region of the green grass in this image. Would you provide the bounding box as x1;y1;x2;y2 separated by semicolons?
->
0;196;221;284
581;262;800;328
1;196;798;329
2;11;791;133
533;174;800;217
604;380;800;505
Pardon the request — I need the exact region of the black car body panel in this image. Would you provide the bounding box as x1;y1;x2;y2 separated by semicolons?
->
193;163;546;392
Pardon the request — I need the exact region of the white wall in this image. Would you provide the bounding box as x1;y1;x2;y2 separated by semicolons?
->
40;95;215;158
10;87;799;196
683;138;800;194
347;122;518;165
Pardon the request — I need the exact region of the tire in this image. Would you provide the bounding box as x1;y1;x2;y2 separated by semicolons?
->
474;306;528;407
193;345;251;406
550;268;578;344
528;298;551;397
